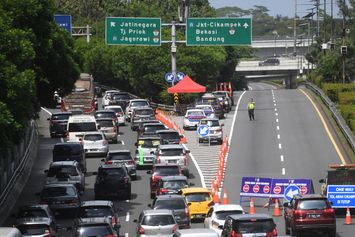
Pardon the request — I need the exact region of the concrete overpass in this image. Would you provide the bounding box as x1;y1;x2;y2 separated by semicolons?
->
235;57;312;89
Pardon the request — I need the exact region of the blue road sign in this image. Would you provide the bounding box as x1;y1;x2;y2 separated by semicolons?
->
284;185;300;201
165;73;174;83
54;15;72;33
270;178;313;198
327;185;355;208
197;125;209;137
176;72;185;82
240;177;272;198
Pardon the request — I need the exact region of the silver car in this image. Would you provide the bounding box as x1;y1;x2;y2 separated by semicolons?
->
125;99;150;122
197;118;224;144
135;209;178;237
16;217;57;237
135;136;161;168
82;132;109;157
105;150;137;180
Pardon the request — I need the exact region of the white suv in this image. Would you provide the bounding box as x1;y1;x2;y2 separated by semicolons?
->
183;109;206;130
125;99;150;122
102;90;120;108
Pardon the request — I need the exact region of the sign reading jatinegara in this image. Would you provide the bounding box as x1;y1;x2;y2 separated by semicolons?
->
106;17;161;46
186;18;252;46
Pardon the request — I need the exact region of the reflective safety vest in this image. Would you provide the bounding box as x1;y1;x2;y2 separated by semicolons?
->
248;102;255;110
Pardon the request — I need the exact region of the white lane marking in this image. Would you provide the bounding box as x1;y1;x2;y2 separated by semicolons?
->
126;212;130;222
276;126;280;130
276;118;279;123
121;140;125;145
273;100;276;103
277;134;280;139
41;107;52;115
183;143;206;188
275;112;278;116
280;155;284;162
279;143;282;149
282;168;286;175
125;233;129;237
274;108;277;112
274;103;276;107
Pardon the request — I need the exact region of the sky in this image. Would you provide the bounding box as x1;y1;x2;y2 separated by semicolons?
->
209;0;341;18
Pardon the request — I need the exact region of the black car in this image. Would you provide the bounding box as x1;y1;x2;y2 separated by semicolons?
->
73;217;118;237
104;150;137;180
131;107;156;131
52;142;87;173
47;112;72;138
109;92;130;110
94;162;131;200
156;129;182;145
138;123;168;137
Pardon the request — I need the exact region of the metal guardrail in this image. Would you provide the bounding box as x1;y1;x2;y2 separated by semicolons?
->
305;82;355;154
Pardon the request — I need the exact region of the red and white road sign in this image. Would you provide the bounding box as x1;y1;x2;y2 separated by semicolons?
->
253;184;260;193
263;185;270;194
300;186;308;194
273;185;281;194
243;184;250;193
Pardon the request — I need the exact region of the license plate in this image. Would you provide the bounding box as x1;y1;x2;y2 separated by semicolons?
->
168;160;177;163
53;201;63;204
308;214;321;218
145;157;152;161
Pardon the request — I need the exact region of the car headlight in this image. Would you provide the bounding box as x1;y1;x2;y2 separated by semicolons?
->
224;101;228;105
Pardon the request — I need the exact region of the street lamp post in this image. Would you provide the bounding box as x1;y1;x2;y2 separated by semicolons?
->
273;31;279;56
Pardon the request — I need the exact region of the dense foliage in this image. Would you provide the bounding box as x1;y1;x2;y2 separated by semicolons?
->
0;0;80;148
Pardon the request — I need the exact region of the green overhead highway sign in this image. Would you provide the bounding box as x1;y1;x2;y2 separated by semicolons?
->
106;17;161;46
186;18;252;46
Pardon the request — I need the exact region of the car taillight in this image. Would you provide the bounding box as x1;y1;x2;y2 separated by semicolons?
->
294;210;306;219
273;227;278;236
160;188;169;194
105;235;115;237
172;224;177;233
231;230;242;237
323;208;335;217
185;207;189;216
138;226;145;234
127;160;135;165
111;216;116;226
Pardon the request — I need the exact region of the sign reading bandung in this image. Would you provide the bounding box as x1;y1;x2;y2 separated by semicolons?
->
327;185;355;208
105;17;161;46
186;18;252;46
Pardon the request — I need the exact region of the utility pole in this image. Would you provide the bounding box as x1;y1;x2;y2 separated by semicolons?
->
331;0;334;42
324;0;327;42
342;0;346;83
293;0;297;57
316;0;320;37
171;21;177;86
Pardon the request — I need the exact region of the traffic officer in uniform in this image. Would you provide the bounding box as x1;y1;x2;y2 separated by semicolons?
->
247;98;255;120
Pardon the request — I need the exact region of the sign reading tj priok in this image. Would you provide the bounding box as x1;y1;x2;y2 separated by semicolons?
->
186;18;252;46
106;17;161;46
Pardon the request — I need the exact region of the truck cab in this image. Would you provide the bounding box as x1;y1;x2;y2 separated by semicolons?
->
319;164;355;195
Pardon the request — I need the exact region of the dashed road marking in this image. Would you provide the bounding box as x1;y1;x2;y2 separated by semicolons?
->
277;134;280;139
276;126;280;130
280;155;284;162
276;118;279;123
275;112;278;116
279;143;282;149
274;103;276;107
274;108;277;112
121;140;125;145
282;168;286;175
126;212;130;222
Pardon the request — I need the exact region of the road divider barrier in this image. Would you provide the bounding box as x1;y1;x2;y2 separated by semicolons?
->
155;109;187;144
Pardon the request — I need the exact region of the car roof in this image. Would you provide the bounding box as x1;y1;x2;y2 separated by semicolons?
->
181;187;210;194
50;161;78;166
155;194;185;200
228;213;273;220
143;209;174;215
294;194;327;200
143;123;165;127
161;176;188;181
212;204;244;212
108;149;131;154
83;132;104;136
200;118;219;122
96;118;115;122
153;164;180;168
137;136;160;140
52;112;72;116
133;106;153;110
158;144;184;149
130;99;148;102
43;183;77;188
100;162;125;169
96;110;115;113
105;105;123;109
186;109;204;112
81;200;113;207
105;90;120;93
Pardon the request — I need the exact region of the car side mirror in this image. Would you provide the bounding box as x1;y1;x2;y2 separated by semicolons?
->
133;219;138;223
179;135;183;138
218;225;224;229
188;202;192;206
150;151;155;155
148;204;152;208
319;179;325;183
189;182;194;186
44;169;48;173
146;170;152;174
97;125;101;129
283;202;291;208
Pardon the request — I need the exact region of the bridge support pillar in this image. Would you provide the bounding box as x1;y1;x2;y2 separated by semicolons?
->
286;75;296;89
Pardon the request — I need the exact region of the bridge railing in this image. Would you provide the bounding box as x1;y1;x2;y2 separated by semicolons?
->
305;82;355;154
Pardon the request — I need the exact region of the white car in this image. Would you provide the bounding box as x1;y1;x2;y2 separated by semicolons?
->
195;104;215;118
82;131;109;157
183;109;206;130
105;105;125;125
125;99;150;122
204;204;244;236
102;90;120;108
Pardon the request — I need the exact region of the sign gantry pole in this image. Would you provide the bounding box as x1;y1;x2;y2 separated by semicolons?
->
171;21;177;86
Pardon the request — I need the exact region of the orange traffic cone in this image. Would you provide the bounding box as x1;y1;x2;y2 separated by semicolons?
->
213;192;220;204
249;198;255;214
273;199;281;217
345;207;352;225
222;189;229;204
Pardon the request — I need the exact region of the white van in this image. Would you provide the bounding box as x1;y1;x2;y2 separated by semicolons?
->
67;115;98;141
0;227;22;237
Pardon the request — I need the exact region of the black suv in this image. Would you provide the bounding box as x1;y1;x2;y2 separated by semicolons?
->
221;214;277;237
48;112;72;138
94;162;131;200
258;58;280;66
109;92;130;110
284;194;336;237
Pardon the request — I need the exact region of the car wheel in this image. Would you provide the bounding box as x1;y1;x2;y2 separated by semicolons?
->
290;228;298;237
183;169;190;178
328;229;336;237
285;223;290;235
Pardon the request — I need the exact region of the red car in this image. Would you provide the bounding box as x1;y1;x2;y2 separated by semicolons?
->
283;194;336;237
147;164;182;199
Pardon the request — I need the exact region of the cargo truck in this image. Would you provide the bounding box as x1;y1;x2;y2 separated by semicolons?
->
319;164;355;195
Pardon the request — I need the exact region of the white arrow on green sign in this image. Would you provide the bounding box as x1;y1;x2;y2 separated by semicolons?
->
186;18;252;46
106;17;161;46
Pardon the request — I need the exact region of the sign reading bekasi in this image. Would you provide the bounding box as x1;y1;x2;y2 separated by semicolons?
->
327;185;355;208
186;18;252;46
106;17;161;46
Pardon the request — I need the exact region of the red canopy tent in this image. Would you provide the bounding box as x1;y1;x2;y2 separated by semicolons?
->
167;75;206;93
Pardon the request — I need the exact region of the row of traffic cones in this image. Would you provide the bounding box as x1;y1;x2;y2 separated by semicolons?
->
248;198;281;216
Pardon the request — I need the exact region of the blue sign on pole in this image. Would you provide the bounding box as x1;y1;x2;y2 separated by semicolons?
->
176;72;185;82
165;73;174;83
54;15;72;33
327;185;355;208
284;185;300;201
197;125;209;137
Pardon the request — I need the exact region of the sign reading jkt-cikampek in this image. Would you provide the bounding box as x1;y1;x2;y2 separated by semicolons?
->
186;18;252;46
106;17;161;46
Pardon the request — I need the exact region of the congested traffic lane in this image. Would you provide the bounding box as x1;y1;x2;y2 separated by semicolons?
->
4;100;203;236
224;83;352;236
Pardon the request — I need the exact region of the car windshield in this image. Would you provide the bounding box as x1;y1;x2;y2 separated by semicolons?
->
108;153;131;161
197;106;213;111
131;101;149;107
144;125;165;133
200;120;219;127
135;109;154;116
187;111;204;116
298;199;329;210
106;107;123;113
96;112;115;119
52;114;71;120
185;192;211;202
215;210;244;220
138;139;160;148
17;209;48;218
99;168;126;177
68;122;97;132
77;225;112;236
47;165;78;177
142;215;175;226
234;219;275;233
42;186;76;197
17;224;50;235
53;145;82;156
78;206;113;218
97;120;114;128
84;134;103;141
160;149;184;156
159;133;180;140
154;199;186;209
163;180;187;189
112;94;129;100
155;167;180;176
